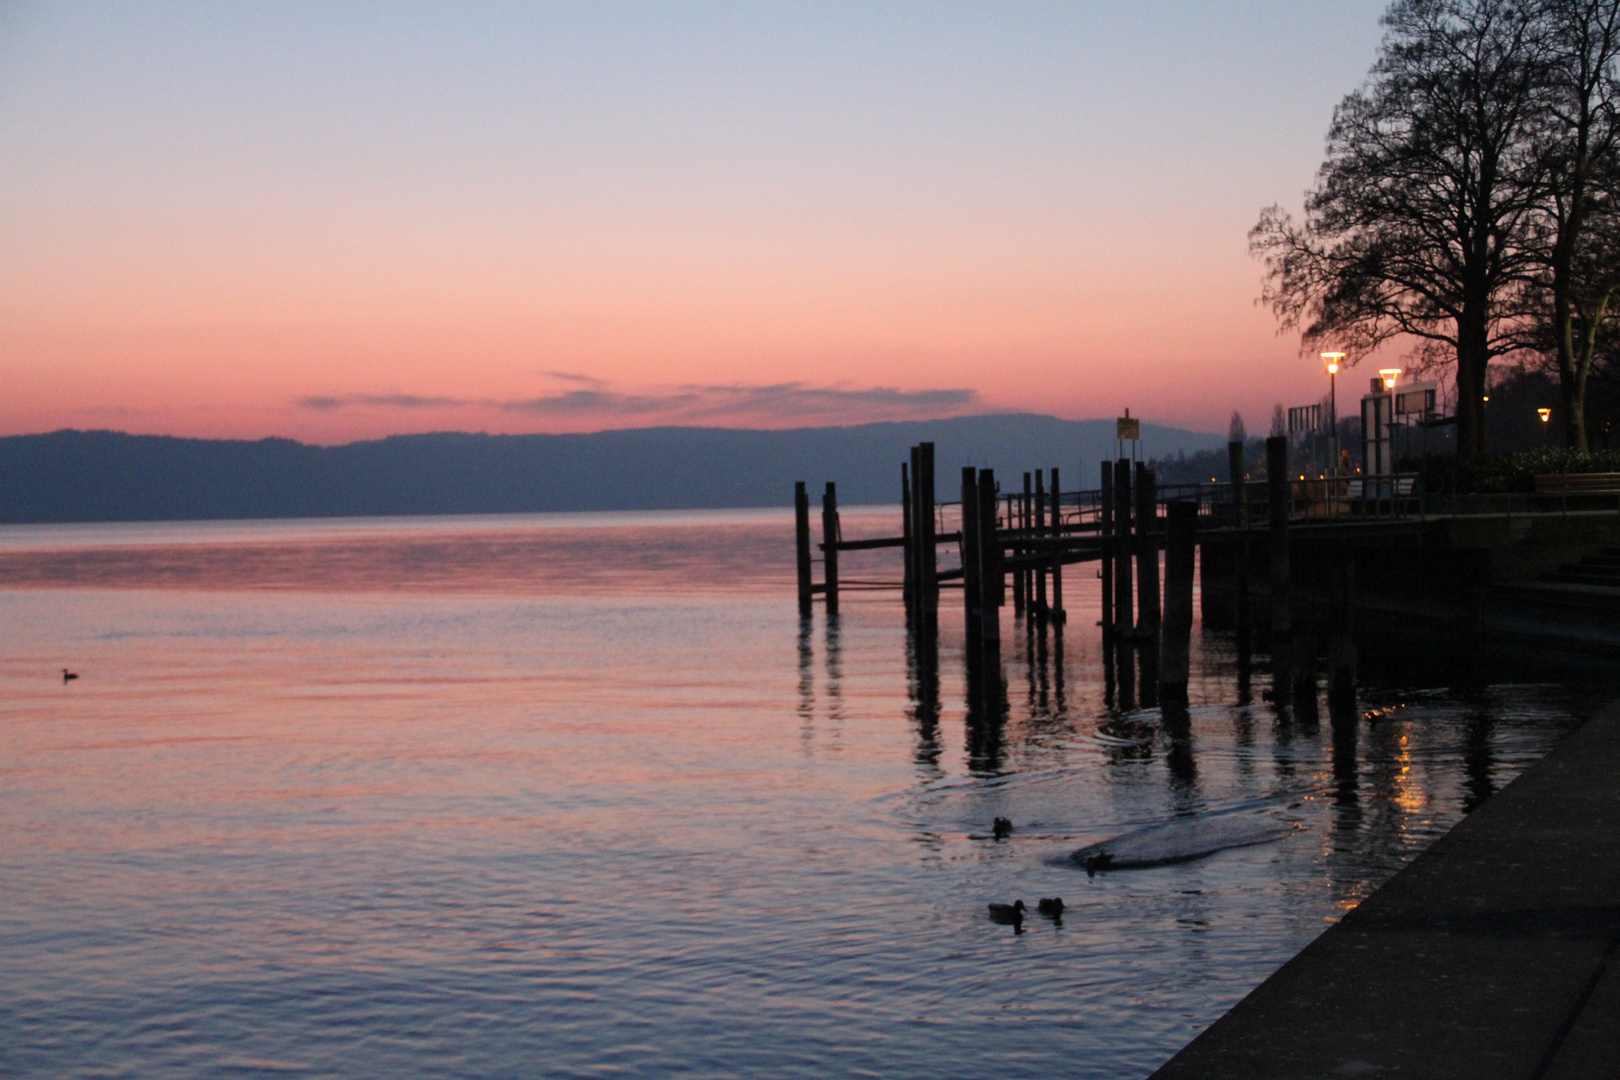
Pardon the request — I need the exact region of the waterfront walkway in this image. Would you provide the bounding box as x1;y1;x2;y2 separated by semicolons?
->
1151;701;1620;1079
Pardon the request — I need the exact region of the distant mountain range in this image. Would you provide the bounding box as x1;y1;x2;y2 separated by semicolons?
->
0;415;1225;524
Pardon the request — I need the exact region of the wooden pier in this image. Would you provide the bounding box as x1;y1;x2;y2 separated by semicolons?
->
794;433;1620;710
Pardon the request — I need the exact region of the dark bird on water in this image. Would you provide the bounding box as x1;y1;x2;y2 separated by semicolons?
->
62;669;78;683
1083;852;1114;875
987;900;1025;925
1036;897;1064;917
992;816;1013;839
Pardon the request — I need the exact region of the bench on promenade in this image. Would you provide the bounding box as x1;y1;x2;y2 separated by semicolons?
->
1344;477;1416;500
1535;472;1620;495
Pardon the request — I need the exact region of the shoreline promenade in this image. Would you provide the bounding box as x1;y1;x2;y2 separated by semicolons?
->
1151;700;1620;1079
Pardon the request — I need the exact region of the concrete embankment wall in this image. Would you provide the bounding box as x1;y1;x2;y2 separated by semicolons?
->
1199;510;1620;654
1150;699;1620;1079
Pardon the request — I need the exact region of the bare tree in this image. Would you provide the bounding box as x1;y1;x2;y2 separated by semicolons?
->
1525;0;1620;449
1253;0;1546;459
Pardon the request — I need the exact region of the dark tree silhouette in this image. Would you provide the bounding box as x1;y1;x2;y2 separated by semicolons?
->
1524;0;1620;450
1253;0;1546;459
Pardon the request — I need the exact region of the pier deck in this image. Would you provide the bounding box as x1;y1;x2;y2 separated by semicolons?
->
1150;700;1620;1080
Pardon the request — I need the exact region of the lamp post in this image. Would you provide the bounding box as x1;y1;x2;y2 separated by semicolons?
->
1378;369;1402;471
1322;352;1345;475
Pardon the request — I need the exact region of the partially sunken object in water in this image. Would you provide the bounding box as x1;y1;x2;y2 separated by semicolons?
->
1069;811;1298;874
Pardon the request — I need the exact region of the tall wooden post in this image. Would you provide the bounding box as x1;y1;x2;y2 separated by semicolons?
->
1160;500;1197;701
1050;467;1064;623
902;461;915;611
1135;463;1160;637
1228;440;1250;658
1266;436;1290;640
795;481;813;618
1100;462;1114;633
1033;469;1048;615
822;481;840;617
961;466;981;641
1015;472;1030;615
918;443;938;623
1114;458;1134;638
978;469;1003;645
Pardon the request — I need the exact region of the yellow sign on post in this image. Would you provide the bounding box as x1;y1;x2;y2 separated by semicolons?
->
1117;413;1140;440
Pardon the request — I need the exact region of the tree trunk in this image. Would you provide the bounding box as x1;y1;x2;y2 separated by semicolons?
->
1456;308;1491;460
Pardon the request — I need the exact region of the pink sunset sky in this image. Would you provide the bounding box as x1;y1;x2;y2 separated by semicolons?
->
1;1;1390;444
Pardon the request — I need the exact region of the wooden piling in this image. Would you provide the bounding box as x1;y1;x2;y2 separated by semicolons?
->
822;481;840;616
1227;440;1250;657
795;480;813;618
1015;472;1030;615
1050;468;1064;623
978;468;1003;644
961;466;981;639
1266;436;1290;641
1100;461;1114;633
1160;500;1197;701
901;461;914;611
918;443;938;622
1135;463;1160;637
1327;559;1357;708
1033;469;1048;615
1114;458;1134;637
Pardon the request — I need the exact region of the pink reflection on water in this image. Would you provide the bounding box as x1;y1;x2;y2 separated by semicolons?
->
0;507;905;596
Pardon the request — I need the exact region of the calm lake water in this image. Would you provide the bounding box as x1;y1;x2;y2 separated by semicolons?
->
0;507;1607;1079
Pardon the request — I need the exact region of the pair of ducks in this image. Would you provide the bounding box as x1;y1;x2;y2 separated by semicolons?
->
988;897;1063;925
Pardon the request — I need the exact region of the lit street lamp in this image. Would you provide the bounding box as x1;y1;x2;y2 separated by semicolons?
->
1322;352;1345;474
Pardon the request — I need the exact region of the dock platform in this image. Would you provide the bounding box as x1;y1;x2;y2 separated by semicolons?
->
1150;701;1620;1079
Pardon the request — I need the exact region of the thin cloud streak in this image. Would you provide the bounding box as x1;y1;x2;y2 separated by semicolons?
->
297;382;984;425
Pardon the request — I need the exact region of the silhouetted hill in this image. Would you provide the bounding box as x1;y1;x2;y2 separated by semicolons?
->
0;415;1224;524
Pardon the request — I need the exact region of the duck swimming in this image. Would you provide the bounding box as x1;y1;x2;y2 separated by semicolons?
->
987;900;1025;925
62;669;78;683
1036;897;1064;917
992;817;1013;839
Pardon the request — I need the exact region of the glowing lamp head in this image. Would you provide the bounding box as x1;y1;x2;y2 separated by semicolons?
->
1378;368;1402;391
1321;351;1345;374
1538;407;1552;422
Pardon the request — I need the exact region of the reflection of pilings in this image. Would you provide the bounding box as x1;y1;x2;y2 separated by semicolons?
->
1162;698;1197;789
1463;712;1495;813
1135;462;1160;638
1329;695;1359;809
1139;635;1159;709
1100;461;1115;634
1115;632;1137;713
1327;560;1357;709
1265;436;1291;708
907;620;942;777
821;482;841;617
1160;500;1198;703
1228;441;1251;667
795;481;813;618
1291;631;1319;720
1114;458;1134;637
964;672;1007;775
1266;436;1290;641
824;612;844;721
797;616;814;724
